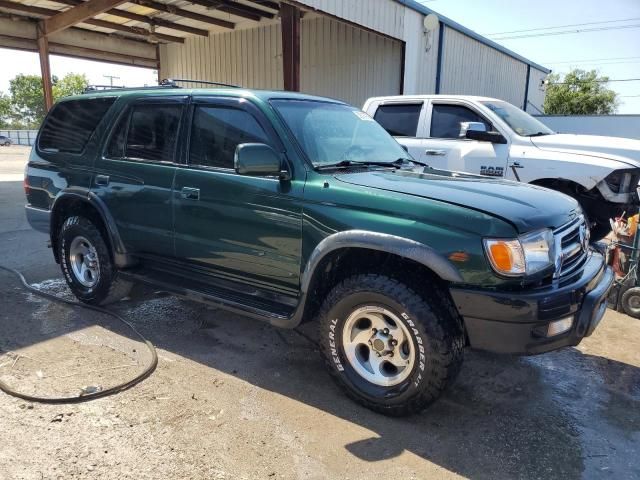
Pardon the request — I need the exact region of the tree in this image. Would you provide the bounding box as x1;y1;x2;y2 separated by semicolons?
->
0;93;11;128
8;74;46;128
3;73;89;128
543;69;618;115
53;73;89;99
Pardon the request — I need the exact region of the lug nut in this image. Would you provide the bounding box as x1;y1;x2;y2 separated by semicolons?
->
383;328;389;334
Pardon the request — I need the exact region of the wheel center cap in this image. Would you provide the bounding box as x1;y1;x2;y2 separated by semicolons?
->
372;338;386;352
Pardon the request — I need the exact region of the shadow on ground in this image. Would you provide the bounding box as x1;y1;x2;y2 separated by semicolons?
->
1;269;639;479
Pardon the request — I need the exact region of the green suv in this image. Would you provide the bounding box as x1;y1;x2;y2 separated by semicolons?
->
25;86;613;416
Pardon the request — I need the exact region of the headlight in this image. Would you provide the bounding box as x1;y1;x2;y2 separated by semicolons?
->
484;229;555;277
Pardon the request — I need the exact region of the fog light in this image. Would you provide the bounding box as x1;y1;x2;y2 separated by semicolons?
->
547;316;573;337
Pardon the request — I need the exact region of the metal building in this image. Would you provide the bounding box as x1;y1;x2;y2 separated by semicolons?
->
0;0;549;112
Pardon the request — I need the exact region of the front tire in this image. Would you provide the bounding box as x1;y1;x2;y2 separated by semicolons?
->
59;216;131;305
318;274;464;416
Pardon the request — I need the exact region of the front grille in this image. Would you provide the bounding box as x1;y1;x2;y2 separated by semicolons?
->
554;216;589;281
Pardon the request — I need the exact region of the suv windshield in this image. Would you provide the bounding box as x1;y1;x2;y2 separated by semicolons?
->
271;100;410;167
480;100;554;137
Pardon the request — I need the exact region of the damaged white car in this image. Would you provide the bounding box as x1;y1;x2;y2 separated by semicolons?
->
363;95;640;240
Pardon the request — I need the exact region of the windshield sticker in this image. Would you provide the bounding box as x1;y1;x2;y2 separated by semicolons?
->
353;111;374;121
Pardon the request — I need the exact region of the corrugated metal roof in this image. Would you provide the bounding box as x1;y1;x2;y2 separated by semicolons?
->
0;0;279;44
396;0;551;73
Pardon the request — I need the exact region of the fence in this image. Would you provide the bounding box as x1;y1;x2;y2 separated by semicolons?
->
0;130;38;146
534;115;640;140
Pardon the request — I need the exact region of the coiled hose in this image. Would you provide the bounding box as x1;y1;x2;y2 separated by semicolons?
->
0;265;158;404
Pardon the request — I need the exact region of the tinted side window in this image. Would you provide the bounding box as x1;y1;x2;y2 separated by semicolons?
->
124;104;182;162
105;110;129;159
39;97;116;153
430;104;491;139
373;103;421;137
189;106;269;169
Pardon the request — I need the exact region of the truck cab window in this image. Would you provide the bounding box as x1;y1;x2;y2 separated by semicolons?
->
373;103;422;137
430;104;491;139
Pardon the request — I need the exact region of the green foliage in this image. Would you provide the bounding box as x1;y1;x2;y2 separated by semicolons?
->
8;74;46;128
0;73;89;128
53;73;89;100
0;94;11;129
543;69;618;115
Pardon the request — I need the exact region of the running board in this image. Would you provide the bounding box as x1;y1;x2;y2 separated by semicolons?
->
120;269;297;325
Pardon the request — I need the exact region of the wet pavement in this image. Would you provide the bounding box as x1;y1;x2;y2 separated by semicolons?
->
0;146;639;479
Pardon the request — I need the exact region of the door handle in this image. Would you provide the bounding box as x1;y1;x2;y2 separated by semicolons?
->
95;175;110;186
180;187;200;200
425;149;447;156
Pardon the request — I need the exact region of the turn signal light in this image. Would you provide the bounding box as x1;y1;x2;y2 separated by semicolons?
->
484;239;525;276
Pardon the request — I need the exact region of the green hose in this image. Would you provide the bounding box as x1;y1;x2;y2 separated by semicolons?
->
0;265;158;404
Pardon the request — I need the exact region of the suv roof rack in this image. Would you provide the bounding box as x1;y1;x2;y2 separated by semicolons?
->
82;84;176;94
160;78;241;88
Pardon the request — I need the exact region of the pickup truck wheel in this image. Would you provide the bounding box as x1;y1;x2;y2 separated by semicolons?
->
318;274;464;416
621;287;640;319
59;216;131;305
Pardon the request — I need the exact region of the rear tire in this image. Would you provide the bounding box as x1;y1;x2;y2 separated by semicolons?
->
59;216;132;305
621;287;640;319
318;274;464;416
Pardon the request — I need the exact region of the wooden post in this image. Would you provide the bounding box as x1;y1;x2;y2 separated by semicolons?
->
281;3;300;92
37;25;54;112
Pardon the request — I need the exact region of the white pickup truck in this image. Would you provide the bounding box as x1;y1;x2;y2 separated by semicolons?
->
363;95;640;240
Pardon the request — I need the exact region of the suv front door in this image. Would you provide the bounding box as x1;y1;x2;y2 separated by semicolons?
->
172;96;304;297
424;101;510;177
94;96;187;257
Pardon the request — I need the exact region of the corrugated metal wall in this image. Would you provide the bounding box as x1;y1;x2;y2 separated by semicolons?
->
159;15;402;108
402;7;439;95
159;23;283;89
296;0;405;39
439;26;528;107
301;15;403;106
526;68;548;114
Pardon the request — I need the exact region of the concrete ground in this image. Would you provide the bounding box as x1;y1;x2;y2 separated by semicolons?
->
0;145;639;479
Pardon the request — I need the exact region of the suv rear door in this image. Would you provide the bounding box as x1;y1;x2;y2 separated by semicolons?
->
423;100;510;176
94;95;187;257
172;96;303;297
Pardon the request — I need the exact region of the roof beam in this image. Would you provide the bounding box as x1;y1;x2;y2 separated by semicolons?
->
187;0;275;22
53;0;211;36
0;1;184;43
245;0;279;11
133;0;234;30
41;0;129;36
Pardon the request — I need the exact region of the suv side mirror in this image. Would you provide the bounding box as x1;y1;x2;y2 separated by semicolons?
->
460;122;507;144
235;143;289;179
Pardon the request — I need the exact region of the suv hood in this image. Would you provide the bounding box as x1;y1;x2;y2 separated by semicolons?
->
335;169;581;233
531;134;640;167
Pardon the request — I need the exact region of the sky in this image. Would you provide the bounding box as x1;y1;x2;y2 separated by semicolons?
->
418;0;640;113
0;0;639;113
0;51;158;92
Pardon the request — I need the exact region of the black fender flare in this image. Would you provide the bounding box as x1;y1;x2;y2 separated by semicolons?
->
50;189;134;268
274;230;463;328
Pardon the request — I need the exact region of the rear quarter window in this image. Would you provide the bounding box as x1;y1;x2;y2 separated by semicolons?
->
38;97;116;154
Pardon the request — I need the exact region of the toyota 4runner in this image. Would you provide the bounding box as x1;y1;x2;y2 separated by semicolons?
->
25;86;613;416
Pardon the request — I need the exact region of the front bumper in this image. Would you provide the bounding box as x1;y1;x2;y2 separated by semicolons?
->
450;252;614;355
25;205;50;234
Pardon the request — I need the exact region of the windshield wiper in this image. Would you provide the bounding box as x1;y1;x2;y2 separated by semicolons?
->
315;158;415;171
527;131;551;137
